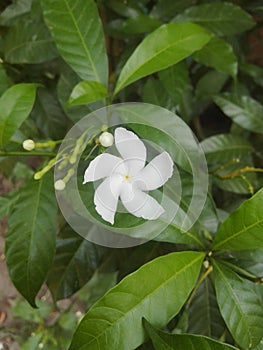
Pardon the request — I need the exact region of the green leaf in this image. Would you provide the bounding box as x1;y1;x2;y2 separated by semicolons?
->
41;0;108;86
175;3;255;36
31;89;67;139
122;15;161;34
195;70;228;100
201;134;253;164
66;80;108;106
114;22;212;94
193;37;238;78
57;64;91;122
143;319;238;350
0;64;11;96
47;228;106;301
142;77;174;110
69;251;204;350
188;277;225;338
214;93;263;133
4;15;58;64
240;62;263;88
212;188;263;251
0;84;39;149
0;0;32;25
213;261;263;349
0;196;11;218
5;173;57;307
151;0;196;21
158;62;190;106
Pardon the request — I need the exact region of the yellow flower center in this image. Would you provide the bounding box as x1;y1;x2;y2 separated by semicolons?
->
123;174;130;182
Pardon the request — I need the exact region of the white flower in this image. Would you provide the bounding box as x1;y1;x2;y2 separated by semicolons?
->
99;131;114;147
83;127;173;224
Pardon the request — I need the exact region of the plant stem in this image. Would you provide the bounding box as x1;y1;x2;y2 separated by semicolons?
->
217;166;263;179
0;151;56;157
186;264;213;308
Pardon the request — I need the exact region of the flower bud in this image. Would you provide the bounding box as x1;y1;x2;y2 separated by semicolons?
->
99;131;114;147
23;139;35;151
54;179;66;191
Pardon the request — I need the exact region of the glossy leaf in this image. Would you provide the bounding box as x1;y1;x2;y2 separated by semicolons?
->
114;22;212;94
4;16;58;64
158;62;190;106
175;2;255;36
144;319;238;350
213;93;263;133
67;80;108;106
212;188;263;251
0;84;39;149
188;277;225;338
5;173;57;307
69;251;204;350
41;0;108;86
47;228;106;300
213;261;263;349
201;134;253;164
193;37;238;78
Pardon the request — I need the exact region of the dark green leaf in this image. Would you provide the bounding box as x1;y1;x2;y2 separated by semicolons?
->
143;319;238;350
0;196;10;218
5;173;57;307
201;134;253;164
175;3;255;36
47;228;106;300
193;37;238;78
142;77;174;110
188;277;225;338
122;15;161;34
158;62;190;106
105;0;141;18
114;22;212;94
213;261;263;349
213;93;263;134
69;251;204;350
195;70;228;100
4;15;58;64
41;0;108;86
0;63;11;96
0;0;32;25
66;80;108;106
212;188;263;250
151;0;196;21
240;62;263;88
0;83;39;149
31;89;68;139
57;64;91;122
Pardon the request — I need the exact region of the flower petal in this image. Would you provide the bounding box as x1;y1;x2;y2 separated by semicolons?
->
83;153;126;183
135;152;173;191
120;188;164;220
114;127;146;175
94;176;123;224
